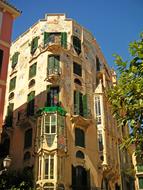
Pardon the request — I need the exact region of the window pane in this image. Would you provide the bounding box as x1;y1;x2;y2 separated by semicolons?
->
45;158;49;179
24;128;32;149
50;156;54;179
75;128;85;147
29;63;37;79
73;62;82;76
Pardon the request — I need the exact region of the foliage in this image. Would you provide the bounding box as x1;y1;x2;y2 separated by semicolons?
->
0;167;34;190
108;33;143;158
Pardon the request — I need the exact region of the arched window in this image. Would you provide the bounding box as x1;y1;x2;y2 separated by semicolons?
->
75;128;85;147
23;151;31;161
28;79;35;88
74;78;82;86
76;150;84;159
9;92;14;100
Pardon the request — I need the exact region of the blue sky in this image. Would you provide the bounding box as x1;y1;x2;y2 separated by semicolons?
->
9;0;143;69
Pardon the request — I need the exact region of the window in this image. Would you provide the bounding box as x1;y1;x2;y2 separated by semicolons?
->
46;86;59;107
8;92;14;100
76;151;84;159
96;56;100;71
5;103;14;127
0;49;3;74
27;91;35;116
44;114;56;147
44;32;67;48
9;77;16;92
73;62;82;76
139;177;143;189
31;37;38;54
98;133;103;151
28;79;35;88
11;52;19;69
74;91;88;117
75;128;85;147
24;128;32;149
48;55;60;75
29;63;37;79
74;78;82;86
95;96;101;124
23;151;31;161
73;36;81;55
44;155;54;179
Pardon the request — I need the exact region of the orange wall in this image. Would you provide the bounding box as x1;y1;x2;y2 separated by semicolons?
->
0;10;14;132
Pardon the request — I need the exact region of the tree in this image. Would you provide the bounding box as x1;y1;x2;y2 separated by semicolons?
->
108;33;143;158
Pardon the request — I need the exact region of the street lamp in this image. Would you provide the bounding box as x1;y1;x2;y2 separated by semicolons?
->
0;155;12;175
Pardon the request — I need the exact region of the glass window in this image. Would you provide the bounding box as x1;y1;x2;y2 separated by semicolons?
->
24;128;32;149
73;62;82;76
75;128;85;147
29;63;37;79
76;151;84;159
0;49;3;74
73;36;81;55
44;155;54;179
46;86;59;106
95;96;101;124
9;77;16;92
45;114;56;134
48;55;60;75
27;91;35;116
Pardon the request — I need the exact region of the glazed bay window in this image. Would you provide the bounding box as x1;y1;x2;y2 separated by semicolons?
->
95;96;101;124
9;77;16;92
44;114;56;147
74;91;88;117
47;55;60;75
44;32;67;48
46;86;59;107
44;154;54;179
73;62;82;76
29;62;37;79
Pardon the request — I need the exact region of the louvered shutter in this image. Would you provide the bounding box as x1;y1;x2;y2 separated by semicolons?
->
48;56;55;75
12;52;19;69
27;91;35;116
9;77;16;92
74;91;80;115
73;36;81;55
31;37;38;54
82;94;88;117
61;32;67;48
54;56;60;73
44;32;50;45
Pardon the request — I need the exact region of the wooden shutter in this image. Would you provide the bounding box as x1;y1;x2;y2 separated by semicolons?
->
54;56;60;73
61;32;67;48
29;63;37;79
5;103;14;127
12;52;19;69
48;56;55;75
46;85;51;106
9;77;16;92
31;37;38;54
27;91;35;116
139;177;143;189
74;91;80;115
44;32;50;45
82;94;88;117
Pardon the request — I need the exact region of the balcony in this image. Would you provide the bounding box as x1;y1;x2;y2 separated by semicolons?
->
45;68;61;83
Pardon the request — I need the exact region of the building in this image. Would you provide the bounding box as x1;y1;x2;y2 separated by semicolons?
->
0;0;20;141
3;13;132;189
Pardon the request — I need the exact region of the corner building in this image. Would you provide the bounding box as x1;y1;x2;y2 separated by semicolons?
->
4;14;123;190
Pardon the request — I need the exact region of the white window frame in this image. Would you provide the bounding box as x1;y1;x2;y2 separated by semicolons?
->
95;96;101;124
44;154;54;179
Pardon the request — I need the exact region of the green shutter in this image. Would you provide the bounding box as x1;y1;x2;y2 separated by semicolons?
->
29;63;37;79
74;91;80;115
9;77;16;92
61;32;67;48
139;177;143;189
31;37;38;54
54;56;59;73
44;32;50;45
73;36;81;55
28;91;35;102
82;94;88;117
48;56;55;75
12;52;19;69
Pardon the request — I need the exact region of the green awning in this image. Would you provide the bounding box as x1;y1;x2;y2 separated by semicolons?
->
37;106;66;116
